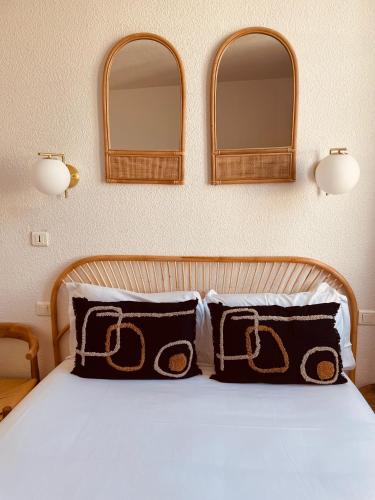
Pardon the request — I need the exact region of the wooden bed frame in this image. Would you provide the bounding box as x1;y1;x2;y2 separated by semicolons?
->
50;255;358;381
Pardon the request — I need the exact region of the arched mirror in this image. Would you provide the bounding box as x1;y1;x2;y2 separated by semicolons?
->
103;33;185;184
211;28;298;184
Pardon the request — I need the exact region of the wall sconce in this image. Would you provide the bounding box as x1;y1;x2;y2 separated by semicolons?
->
315;148;360;195
32;153;79;197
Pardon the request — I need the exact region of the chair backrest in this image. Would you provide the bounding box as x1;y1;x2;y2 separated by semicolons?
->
0;323;39;380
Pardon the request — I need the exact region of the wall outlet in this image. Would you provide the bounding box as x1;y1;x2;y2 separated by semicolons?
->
36;301;51;316
31;231;49;247
359;310;375;325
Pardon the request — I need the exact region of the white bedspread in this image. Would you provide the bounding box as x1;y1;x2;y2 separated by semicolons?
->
0;360;374;500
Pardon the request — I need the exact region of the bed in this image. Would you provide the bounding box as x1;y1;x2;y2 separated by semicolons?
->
1;256;374;500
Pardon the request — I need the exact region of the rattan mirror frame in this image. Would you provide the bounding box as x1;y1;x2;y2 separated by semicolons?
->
210;27;298;184
103;33;185;184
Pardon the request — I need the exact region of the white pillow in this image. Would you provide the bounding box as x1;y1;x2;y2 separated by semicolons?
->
202;283;355;370
65;282;205;364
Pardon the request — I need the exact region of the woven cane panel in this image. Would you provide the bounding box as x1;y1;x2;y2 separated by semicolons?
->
108;155;180;182
215;153;292;181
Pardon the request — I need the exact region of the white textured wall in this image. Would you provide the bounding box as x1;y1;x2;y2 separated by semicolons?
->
0;0;375;387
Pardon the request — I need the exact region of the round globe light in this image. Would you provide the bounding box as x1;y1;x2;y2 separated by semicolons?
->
32;158;71;195
315;151;360;195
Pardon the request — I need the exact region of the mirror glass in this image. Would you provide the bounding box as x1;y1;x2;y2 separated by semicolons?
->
109;40;181;150
216;33;293;149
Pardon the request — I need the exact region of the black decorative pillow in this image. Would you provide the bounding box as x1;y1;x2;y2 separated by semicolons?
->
72;298;201;379
208;302;346;385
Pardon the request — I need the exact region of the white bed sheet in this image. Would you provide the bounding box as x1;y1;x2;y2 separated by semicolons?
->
0;360;374;500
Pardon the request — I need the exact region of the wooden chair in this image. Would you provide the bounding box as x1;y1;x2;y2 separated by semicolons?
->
0;323;39;421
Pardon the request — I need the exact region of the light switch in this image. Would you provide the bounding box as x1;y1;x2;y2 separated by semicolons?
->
359;310;375;325
31;231;49;247
36;301;51;316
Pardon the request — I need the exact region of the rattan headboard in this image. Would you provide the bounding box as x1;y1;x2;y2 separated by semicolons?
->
51;255;358;380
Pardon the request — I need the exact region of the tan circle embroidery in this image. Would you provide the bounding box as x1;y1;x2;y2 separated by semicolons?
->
168;353;188;373
245;325;289;374
154;340;193;378
300;347;339;385
105;322;145;372
317;360;335;381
